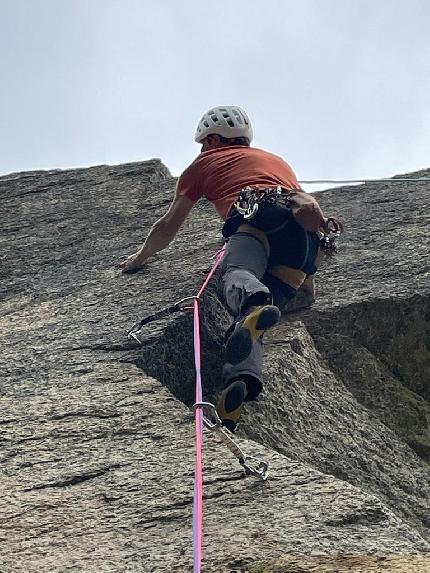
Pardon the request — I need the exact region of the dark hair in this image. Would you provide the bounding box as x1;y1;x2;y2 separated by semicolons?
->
218;135;250;146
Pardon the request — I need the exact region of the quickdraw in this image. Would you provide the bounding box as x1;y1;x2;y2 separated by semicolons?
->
126;296;196;343
319;232;339;255
193;401;268;481
319;216;343;254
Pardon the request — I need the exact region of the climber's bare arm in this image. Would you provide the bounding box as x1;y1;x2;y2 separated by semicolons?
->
120;194;195;273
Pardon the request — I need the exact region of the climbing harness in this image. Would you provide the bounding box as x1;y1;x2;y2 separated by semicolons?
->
234;185;328;223
233;186;342;252
193;401;268;480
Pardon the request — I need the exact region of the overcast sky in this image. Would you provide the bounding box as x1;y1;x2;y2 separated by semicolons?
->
1;0;429;190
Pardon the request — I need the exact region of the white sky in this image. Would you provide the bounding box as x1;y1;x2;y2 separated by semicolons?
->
1;0;429;191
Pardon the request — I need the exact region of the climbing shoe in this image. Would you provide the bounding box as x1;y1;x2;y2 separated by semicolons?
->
216;379;248;433
225;304;281;365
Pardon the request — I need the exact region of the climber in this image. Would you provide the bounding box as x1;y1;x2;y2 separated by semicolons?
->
121;105;342;433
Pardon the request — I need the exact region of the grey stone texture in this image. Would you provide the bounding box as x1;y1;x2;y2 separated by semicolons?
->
1;161;429;572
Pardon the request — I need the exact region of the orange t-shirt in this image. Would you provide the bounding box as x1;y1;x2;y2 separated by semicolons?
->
176;146;301;220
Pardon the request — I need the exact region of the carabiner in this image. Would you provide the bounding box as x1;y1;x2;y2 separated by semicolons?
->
240;458;269;481
193;401;222;430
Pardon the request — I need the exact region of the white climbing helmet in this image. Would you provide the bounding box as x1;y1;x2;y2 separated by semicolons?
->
194;106;253;143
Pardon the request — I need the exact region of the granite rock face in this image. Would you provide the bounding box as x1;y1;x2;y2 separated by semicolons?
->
1;161;429;572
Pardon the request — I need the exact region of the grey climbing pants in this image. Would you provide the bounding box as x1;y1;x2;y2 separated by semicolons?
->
217;202;320;401
218;232;269;400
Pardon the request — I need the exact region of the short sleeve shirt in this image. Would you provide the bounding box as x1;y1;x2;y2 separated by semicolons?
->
176;146;301;220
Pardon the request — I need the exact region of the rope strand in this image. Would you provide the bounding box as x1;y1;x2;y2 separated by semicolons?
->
299;177;430;184
192;246;226;573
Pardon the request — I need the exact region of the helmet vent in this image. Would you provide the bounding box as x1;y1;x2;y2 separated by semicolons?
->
232;109;242;121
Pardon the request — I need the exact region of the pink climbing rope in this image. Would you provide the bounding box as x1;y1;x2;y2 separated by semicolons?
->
192;246;226;573
193;296;204;572
196;247;226;298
